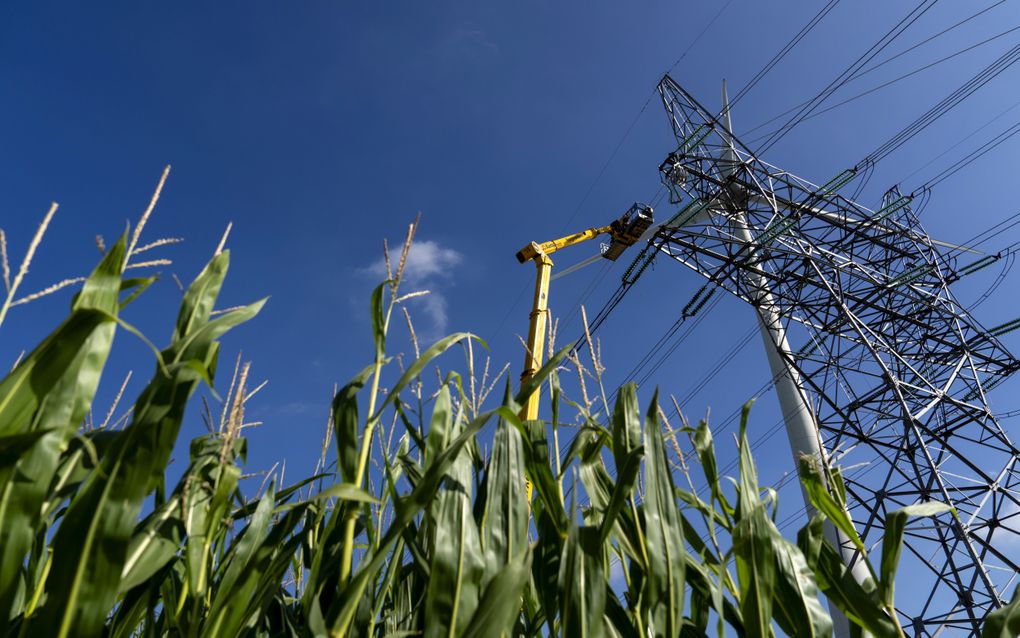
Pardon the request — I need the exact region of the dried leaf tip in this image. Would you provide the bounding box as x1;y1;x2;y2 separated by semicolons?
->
215;221;232;256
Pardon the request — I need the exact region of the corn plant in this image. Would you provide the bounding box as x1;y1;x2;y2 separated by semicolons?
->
1;194;1017;637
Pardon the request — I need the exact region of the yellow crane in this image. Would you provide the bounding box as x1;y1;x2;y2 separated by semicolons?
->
514;204;654;501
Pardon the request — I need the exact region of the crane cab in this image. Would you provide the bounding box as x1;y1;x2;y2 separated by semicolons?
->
602;203;654;261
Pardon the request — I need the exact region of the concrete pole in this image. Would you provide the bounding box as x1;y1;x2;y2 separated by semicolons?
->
719;82;870;638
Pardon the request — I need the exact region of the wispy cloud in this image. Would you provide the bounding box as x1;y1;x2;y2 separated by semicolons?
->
362;239;463;338
450;27;499;55
435;25;499;65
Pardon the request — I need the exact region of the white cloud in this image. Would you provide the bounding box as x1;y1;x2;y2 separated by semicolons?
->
362;239;463;337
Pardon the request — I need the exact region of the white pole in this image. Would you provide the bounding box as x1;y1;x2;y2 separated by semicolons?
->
719;81;869;638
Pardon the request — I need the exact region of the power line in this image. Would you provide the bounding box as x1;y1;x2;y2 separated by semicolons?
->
863;40;1020;165
746;23;1020;146
741;0;1010;138
855;0;1007;78
667;0;738;72
921;118;1020;189
756;0;940;156
727;0;843;110
902;95;1020;184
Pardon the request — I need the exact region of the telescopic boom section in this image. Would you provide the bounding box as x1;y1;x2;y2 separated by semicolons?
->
515;204;653;421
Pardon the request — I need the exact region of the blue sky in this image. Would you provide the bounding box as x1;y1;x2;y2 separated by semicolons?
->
2;0;1020;559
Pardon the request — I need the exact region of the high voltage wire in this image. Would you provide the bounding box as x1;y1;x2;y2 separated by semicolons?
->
953;209;1020;254
863;40;1020;165
667;0;737;71
902;95;1020;184
741;0;1010;138
542;4;1020;361
921;119;1020;188
756;0;940;156
726;0;843;111
745;23;1020;146
596;2;935;405
854;0;1006;77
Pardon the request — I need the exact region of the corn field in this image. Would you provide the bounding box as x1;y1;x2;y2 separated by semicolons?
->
0;185;1018;638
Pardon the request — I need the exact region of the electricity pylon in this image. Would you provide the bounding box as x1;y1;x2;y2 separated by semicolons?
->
650;75;1020;635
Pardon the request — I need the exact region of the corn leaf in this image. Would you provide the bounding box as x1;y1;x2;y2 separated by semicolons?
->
984;584;1020;638
642;390;686;636
333;364;375;484
559;523;606;638
0;237;125;624
732;404;775;638
878;501;953;608
478;417;528;581
797;516;899;638
769;531;832;638
461;547;533;638
424;410;485;638
29;251;262;638
611;384;641;466
328;405;518;635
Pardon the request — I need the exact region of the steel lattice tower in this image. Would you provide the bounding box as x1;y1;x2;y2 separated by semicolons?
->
650;75;1020;635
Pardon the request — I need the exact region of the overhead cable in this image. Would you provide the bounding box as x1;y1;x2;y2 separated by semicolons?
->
755;0;940;156
863;40;1020;165
741;0;1010;137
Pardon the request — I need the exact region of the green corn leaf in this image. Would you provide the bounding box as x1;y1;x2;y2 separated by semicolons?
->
878;501;953;608
611;384;642;466
642;390;686;637
117;275;158;310
314;483;379;504
204;485;275;630
328;405;517;635
29;251;262;638
172;249;229;342
181;435;240;600
578;459;642;566
371;282;386;361
604;589;640;638
0;236;126;624
461;547;533;638
515;414;569;534
558;523;606;638
514;346;570;409
375;332;483;420
205;492;308;637
119;494;183;593
599;446;642;544
769;530;832;638
0;429;59;466
531;508;563;636
424;383;454;468
797;516;899;638
684;555;745;635
108;562;174;638
732;404;775;638
333;364;375;484
562;426;607;473
984;584;1020;638
478;417;528;582
692;418;732;530
424;411;485;638
231;472;330;518
798;457;866;558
